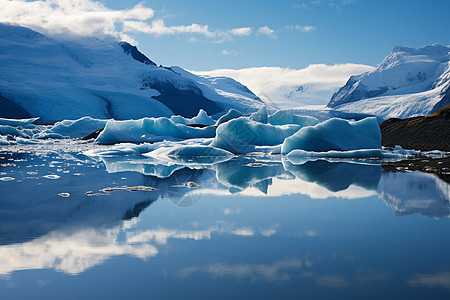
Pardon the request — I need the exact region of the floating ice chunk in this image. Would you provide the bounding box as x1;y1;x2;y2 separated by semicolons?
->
101;156;185;178
286;149;385;158
36;117;109;139
167;145;234;157
43;175;60;179
0;177;15;181
268;109;319;127
95;117;216;144
0;117;39;128
0;135;15;145
170;109;215;126
249;106;268;124
281;117;381;155
390;145;421;156
145;144;233;165
211;117;301;154
0;125;30;138
215;109;244;126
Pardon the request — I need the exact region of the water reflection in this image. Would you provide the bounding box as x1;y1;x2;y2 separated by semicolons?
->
96;153;450;217
378;171;450;218
0;149;449;284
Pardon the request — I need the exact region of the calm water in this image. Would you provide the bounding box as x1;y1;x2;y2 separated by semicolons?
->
0;148;449;300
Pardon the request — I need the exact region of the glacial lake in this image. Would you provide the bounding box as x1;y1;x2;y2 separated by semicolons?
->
0;144;449;300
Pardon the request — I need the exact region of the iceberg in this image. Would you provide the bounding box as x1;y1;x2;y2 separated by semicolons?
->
95;117;216;145
268;109;319;127
281;117;381;155
211;117;301;154
0;117;39;128
249;106;268;124
215;109;244;126
0;125;30;138
36;117;109;139
169;109;215;126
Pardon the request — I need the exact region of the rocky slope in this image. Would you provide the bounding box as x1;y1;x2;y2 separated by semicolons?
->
380;104;450;151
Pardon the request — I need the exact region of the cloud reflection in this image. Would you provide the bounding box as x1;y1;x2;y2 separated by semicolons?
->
408;272;450;288
177;259;303;282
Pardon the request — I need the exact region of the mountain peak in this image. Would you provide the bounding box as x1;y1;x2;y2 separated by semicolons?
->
327;44;450;120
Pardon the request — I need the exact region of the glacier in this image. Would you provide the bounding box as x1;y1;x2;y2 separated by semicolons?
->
0;23;263;123
328;44;450;120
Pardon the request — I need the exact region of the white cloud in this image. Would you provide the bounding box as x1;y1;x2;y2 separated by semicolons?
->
194;63;374;107
0;0;154;42
257;25;276;38
293;1;321;9
0;0;259;43
293;2;310;9
221;49;239;56
230;27;252;36
287;25;317;33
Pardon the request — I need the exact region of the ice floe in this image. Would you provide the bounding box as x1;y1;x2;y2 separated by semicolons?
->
0;109;432;159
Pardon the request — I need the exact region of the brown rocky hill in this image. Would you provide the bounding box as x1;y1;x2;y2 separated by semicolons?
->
380;104;450;151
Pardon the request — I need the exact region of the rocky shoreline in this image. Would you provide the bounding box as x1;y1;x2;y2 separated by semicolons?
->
380;104;450;152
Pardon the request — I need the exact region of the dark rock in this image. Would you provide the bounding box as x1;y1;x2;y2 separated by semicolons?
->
119;42;156;66
186;124;210;128
142;79;222;118
380;104;450;151
80;128;104;140
382;157;450;184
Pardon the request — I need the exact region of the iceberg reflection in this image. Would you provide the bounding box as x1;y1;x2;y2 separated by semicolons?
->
378;171;450;218
0;149;449;278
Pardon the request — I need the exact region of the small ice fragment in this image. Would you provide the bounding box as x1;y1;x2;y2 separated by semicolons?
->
126;186;156;192
246;163;267;167
58;193;70;197
43;174;60;179
0;177;15;181
185;181;199;188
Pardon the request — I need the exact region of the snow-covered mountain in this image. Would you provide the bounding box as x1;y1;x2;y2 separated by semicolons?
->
0;23;262;123
328;44;450;120
195;64;374;109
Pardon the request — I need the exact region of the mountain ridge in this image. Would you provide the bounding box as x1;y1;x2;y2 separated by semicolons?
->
327;44;450;120
0;23;262;122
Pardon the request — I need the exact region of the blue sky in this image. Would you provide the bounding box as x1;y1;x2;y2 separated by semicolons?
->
1;0;449;70
97;0;450;70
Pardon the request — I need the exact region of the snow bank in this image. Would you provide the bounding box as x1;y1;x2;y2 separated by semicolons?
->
36;117;109;139
281;117;381;155
211;117;301;154
95;117;216;145
268;109;319;127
